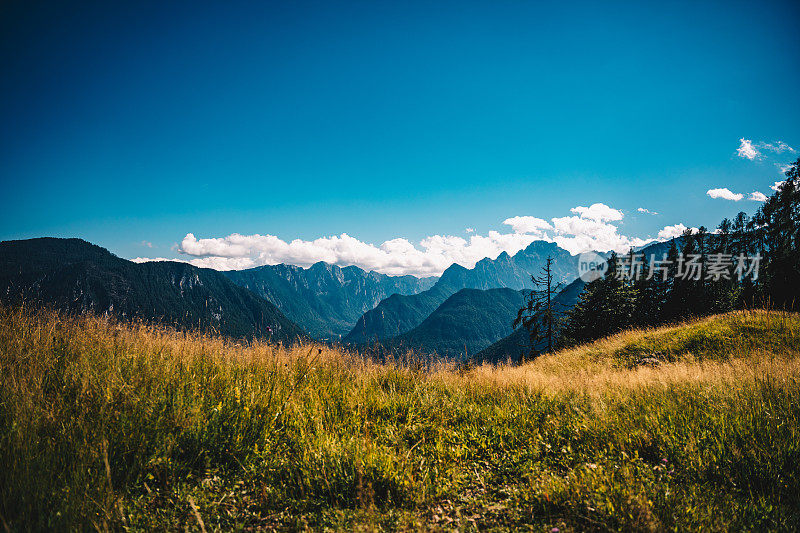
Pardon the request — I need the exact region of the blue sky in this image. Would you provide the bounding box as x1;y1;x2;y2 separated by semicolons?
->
1;0;798;275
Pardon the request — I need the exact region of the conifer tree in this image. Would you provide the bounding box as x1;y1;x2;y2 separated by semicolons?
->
560;158;799;339
666;229;701;320
661;238;684;321
513;257;563;362
634;248;669;326
561;252;634;345
694;226;712;315
708;218;737;313
753;157;800;308
729;211;764;306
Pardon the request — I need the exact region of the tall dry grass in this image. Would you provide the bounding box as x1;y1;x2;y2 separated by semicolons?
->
465;309;800;395
1;303;798;530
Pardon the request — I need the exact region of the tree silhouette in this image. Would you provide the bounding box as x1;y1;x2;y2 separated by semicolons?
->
560;158;800;345
561;252;634;345
753;157;800;308
513;256;564;362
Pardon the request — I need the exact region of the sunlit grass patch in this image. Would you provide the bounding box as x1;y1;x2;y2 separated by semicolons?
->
1;304;798;530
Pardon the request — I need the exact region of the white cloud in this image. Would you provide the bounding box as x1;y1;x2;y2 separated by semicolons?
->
778;163;795;175
173;231;543;277
140;240;153;248
749;191;768;202
707;188;744;201
549;219;650;255
132;256;184;264
657;223;697;240
569;203;623;222
133;202;702;276
502;216;552;235
738;138;796;162
465;227;475;233
759;141;795;154
637;207;658;215
737;138;760;160
771;180;786;191
503;204;648;255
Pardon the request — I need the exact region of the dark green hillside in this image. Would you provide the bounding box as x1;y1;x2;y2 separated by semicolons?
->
344;284;452;343
344;241;579;343
387;288;526;360
476;239;686;363
475;276;586;363
224;262;435;339
0;238;304;342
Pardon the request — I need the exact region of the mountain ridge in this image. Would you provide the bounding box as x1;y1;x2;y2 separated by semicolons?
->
474;276;587;364
343;240;580;344
223;261;436;338
0;238;305;343
383;287;526;360
475;238;684;363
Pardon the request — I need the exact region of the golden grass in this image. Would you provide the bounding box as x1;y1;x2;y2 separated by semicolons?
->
1;304;799;530
461;309;800;395
7;304;794;398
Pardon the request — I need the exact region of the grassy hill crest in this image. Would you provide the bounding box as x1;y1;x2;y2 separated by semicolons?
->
2;304;798;530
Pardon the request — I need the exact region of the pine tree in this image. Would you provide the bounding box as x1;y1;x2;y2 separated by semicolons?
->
662;238;683;321
753;158;800;309
730;212;756;306
708;218;737;313
634;247;669;326
561;159;798;340
694;226;712;315
561;252;634;345
513;257;564;362
667;228;702;320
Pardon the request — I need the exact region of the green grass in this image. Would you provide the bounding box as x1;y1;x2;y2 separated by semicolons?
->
611;311;800;366
1;305;799;531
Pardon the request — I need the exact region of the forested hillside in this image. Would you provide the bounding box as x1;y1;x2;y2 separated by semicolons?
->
385;288;525;360
562;158;800;346
344;241;578;343
224;261;435;338
0;238;304;342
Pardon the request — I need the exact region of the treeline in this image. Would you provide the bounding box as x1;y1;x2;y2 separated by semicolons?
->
561;158;800;346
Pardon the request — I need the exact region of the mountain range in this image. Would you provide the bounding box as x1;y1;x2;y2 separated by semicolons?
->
473;276;586;364
0;237;679;362
472;238;682;363
223;262;436;339
385;288;526;360
0;238;304;343
343;240;579;343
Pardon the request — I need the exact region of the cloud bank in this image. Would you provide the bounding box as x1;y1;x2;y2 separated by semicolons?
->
133;203;698;277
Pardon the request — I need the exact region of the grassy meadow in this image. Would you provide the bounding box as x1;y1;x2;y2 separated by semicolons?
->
1;303;799;531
